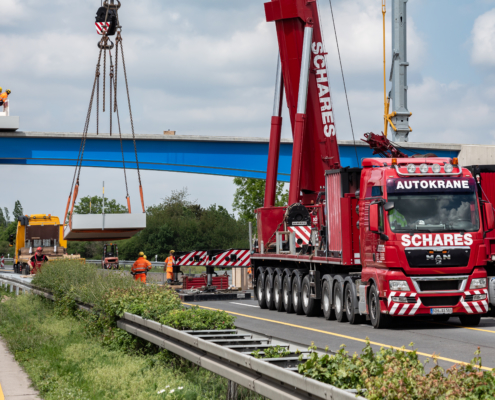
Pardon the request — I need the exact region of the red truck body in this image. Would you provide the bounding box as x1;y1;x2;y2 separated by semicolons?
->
251;0;495;328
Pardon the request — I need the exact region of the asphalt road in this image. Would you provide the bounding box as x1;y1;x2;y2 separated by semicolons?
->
185;296;495;371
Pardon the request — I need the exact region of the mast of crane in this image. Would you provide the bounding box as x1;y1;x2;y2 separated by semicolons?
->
389;0;411;142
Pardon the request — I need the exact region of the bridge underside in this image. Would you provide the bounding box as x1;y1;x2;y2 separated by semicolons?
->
0;132;461;182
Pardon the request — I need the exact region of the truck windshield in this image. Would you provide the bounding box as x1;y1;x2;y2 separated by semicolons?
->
386;178;480;233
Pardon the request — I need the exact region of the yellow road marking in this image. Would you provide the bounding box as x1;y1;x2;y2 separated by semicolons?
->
184;302;493;371
428;320;495;334
0;383;4;400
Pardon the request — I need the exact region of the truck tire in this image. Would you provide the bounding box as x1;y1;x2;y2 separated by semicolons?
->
322;280;336;320
459;314;481;326
265;273;276;310
257;273;267;309
345;283;364;325
334;281;348;322
274;273;285;312
292;276;304;315
23;264;30;275
302;275;320;316
13;263;17;274
369;285;389;329
283;275;294;313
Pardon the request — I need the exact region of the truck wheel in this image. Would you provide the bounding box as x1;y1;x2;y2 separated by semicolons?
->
265;273;276;310
345;283;364;325
23;264;30;275
257;274;267;309
322;280;336;320
283;275;294;313
334;281;348;322
13;263;17;274
292;276;304;315
459;314;481;326
369;285;389;329
302;275;320;316
274;274;285;312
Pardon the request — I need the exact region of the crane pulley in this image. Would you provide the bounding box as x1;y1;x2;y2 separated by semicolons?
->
63;0;145;231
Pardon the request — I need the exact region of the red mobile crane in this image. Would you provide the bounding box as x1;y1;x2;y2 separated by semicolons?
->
252;0;495;328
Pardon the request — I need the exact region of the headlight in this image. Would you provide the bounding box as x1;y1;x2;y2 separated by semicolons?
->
389;280;411;291
473;294;487;301
407;164;416;173
391;296;409;303
470;278;487;289
431;163;441;173
419;164;429;173
444;164;454;173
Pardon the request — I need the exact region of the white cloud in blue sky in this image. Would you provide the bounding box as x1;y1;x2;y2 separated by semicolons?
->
2;0;495;217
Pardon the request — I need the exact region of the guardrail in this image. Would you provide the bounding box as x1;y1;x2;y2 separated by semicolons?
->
0;275;365;400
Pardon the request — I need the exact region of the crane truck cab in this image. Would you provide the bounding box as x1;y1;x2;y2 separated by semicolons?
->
13;214;82;274
359;157;493;327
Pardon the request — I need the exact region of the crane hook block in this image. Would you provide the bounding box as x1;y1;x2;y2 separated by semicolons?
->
95;6;118;36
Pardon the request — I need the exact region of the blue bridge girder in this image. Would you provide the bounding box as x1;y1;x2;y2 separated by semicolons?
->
0;132;461;182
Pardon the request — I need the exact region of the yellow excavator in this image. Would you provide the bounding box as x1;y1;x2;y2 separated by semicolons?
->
11;214;82;275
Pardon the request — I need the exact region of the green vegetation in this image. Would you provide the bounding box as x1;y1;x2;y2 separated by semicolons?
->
232;178;288;225
0;288;259;400
68;189;249;260
74;195;128;215
298;342;495;399
0;201;21;257
252;345;291;359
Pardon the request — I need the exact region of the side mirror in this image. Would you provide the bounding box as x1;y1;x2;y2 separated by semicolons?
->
485;203;495;232
384;202;395;212
369;203;380;233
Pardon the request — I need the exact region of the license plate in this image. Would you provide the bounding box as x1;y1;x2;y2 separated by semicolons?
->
237;293;246;299
430;308;453;315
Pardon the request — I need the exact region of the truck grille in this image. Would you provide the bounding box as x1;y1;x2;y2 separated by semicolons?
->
421;296;460;307
418;281;460;291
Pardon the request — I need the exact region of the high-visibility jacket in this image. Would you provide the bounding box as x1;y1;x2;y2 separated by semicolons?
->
0;92;8;105
247;267;252;275
165;256;174;280
132;257;151;276
30;254;48;274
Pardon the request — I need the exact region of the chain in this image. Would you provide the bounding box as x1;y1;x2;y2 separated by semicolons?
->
109;55;113;136
115;102;130;198
96;66;100;135
103;40;107;112
119;36;143;187
114;32;120;112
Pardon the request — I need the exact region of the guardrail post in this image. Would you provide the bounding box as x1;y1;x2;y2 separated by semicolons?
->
10;284;13;293
226;380;238;400
16;286;19;296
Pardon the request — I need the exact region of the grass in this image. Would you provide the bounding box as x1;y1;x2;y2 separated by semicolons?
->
0;288;262;400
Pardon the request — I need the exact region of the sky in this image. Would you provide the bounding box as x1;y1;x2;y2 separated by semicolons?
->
2;0;495;218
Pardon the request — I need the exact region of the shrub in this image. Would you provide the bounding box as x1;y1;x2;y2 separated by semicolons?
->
159;307;235;331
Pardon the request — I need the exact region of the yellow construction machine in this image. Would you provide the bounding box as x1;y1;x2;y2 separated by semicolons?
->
11;214;82;274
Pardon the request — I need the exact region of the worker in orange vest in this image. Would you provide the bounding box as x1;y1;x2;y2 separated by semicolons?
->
131;251;151;283
0;89;11;108
164;250;175;284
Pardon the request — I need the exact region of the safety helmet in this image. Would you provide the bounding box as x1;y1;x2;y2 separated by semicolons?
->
36;247;43;252
6;90;11;95
138;251;144;257
170;250;175;254
0;87;2;92
143;255;147;259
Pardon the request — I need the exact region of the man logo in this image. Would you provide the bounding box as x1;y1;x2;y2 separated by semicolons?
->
435;255;442;265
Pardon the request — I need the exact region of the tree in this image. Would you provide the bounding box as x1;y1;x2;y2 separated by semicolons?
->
13;201;23;220
232;178;288;224
3;208;10;223
0;208;6;228
73;196;128;215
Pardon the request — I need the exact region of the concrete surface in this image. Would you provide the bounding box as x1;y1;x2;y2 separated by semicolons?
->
191;297;495;372
0;338;40;399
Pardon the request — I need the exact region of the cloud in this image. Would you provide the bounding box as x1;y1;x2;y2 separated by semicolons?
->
471;8;495;66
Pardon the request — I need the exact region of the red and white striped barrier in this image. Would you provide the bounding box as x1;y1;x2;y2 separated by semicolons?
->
176;251;208;266
210;249;251;267
288;226;312;248
0;256;4;269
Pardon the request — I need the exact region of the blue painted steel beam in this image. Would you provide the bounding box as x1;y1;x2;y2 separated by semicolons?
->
0;132;460;182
